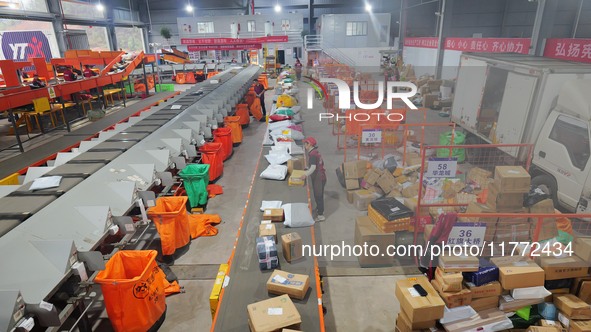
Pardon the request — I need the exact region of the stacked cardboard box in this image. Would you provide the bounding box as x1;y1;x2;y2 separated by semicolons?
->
415;77;455;110
555;294;591;330
430;256;479;308
395;276;445;331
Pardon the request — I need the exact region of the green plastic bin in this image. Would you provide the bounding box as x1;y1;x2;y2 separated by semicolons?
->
179;164;210;207
436;131;466;162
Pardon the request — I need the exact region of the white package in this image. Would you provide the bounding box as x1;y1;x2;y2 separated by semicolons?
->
264;153;291;165
260;165;288;180
282;203;315;228
260;201;283;211
511;286;551;300
29;176;62;190
439;306;477;325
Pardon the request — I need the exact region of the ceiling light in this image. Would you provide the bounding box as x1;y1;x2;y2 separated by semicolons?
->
96;2;104;11
274;4;281;12
365;3;372;12
186;4;194;12
8;3;17;9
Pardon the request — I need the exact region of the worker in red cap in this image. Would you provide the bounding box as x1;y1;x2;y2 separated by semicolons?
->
301;137;327;221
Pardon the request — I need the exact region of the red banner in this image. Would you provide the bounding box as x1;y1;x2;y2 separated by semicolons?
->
181;35;288;45
444;38;530;54
403;37;439;49
187;43;261;51
544;38;591;63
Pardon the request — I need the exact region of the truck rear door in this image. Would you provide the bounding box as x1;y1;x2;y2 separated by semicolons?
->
451;56;487;132
494;72;538;156
534;112;591;210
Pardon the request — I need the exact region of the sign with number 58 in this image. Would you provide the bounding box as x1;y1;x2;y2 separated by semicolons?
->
427;158;457;178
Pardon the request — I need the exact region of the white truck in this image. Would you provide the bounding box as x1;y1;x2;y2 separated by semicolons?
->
451;53;591;213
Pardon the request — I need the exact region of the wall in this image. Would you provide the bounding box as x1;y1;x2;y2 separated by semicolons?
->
318;13;391;48
402;46;437;78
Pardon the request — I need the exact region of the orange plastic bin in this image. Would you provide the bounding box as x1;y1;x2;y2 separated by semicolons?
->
199;142;224;181
95;250;167;332
213;127;233;160
147;196;191;256
224;116;243;145
235;103;251;126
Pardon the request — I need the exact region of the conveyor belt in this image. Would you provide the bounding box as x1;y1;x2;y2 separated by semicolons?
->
0;92;178;179
213;143;323;331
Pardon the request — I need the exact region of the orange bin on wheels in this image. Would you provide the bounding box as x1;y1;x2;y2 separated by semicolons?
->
235;104;251;127
213;127;233;160
199;142;224;181
147;196;192;256
95;250;167;332
224;116;243;145
259;73;269;89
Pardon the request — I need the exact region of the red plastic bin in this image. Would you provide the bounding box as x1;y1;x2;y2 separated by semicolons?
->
199;142;224;181
224;116;243;145
213;127;233;161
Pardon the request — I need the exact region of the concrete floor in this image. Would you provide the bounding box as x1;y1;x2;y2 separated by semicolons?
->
160;80;451;331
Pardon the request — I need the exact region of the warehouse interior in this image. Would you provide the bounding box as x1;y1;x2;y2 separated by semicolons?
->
1;0;591;332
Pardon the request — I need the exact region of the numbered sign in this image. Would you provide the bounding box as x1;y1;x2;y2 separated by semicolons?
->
361;129;382;144
427;157;457;178
447;223;486;247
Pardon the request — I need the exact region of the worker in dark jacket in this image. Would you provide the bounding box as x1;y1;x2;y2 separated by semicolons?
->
63;66;77;81
253;79;266;121
83;65;97;78
30;74;46;89
301;137;327;221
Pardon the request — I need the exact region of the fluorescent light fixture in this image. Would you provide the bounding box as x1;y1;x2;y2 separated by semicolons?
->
186;4;194;12
96;2;104;11
274;4;281;12
365;3;372;12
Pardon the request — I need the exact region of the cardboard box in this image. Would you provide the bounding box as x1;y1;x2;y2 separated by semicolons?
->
402;183;420;198
526;327;565;332
423;93;439;108
256;236;279;271
404;197;429;215
363;168;383;186
287;156;304;175
495;221;531;242
395;276;445;323
344;160;368;179
529;199;558;241
247;294;301;332
347;190;356;204
572;277;591;295
540;319;561;327
209;264;228;319
466;281;502;299
352;189;377;211
377;171;398;194
578;281;591;304
487;183;524;210
538;256;588;280
263;208;285;222
460;202;498;223
259;223;277;243
544;288;570;302
288;170;306;187
396;310;436;331
345;178;360;190
570;320;591;332
575;237;591;262
470;296;499;312
266;270;310;300
435;268;463;292
439;255;479;273
467;167;492;188
281;233;302;263
494;166;531;193
354;216;395;267
555;294;591;319
431;278;472;308
282;330;302;332
491;257;545;290
406;152;422;166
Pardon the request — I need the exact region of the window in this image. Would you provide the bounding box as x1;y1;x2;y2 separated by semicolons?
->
346;21;367;36
221;50;230;57
197;22;214;34
247;20;256;32
549;115;590;170
115;27;145;52
281;19;290;31
61;0;105;19
67;25;109;51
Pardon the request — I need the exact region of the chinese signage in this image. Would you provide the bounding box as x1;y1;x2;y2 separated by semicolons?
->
427;158;457;178
361;129;382;144
403;37;530;54
447;223;486;246
187;43;262;51
444;38;530;54
403;37;439;49
181;35;288;45
544;38;591;64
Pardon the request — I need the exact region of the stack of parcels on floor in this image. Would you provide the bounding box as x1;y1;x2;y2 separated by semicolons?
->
393;241;591;332
414;76;455;110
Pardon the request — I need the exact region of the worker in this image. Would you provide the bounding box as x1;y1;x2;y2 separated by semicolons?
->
231;57;237;63
294;57;303;80
300;137;327;221
62;66;78;81
253;79;267;121
83;65;97;78
30;74;46;89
